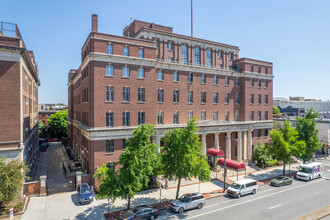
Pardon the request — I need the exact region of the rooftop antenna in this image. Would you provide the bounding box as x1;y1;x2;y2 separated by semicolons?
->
191;0;193;37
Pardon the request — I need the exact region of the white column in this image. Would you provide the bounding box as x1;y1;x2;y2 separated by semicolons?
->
248;130;253;160
153;135;161;152
214;133;219;150
202;134;207;155
243;131;247;160
237;131;242;162
226;132;231;159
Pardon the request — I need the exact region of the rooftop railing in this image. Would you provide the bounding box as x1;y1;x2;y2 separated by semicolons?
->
0;21;26;48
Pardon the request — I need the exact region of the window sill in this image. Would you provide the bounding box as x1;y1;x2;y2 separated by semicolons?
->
157;80;164;82
201;103;206;105
173;81;179;83
105;101;114;104
188;103;193;105
173;102;179;105
157;102;164;104
105;75;114;78
138;101;145;104
122;101;130;104
137;78;145;80
213;103;218;105
225;85;229;87
213;84;218;86
105;152;114;155
122;77;130;79
188;82;193;84
201;83;206;85
235;103;240;105
225;103;229;105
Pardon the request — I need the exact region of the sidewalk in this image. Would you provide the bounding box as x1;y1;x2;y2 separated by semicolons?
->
98;162;299;214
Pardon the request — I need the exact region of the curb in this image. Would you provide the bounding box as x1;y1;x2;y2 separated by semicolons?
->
295;205;330;220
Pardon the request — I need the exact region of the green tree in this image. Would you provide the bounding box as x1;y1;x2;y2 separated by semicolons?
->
269;121;306;175
0;159;29;207
38;120;47;138
273;106;281;118
48;110;68;138
296;109;322;163
252;142;272;168
118;124;159;210
161;118;210;199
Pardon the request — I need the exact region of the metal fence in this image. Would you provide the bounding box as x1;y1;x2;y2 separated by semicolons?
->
0;21;26;48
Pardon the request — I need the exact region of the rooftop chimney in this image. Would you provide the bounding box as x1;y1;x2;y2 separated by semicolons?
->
92;14;98;32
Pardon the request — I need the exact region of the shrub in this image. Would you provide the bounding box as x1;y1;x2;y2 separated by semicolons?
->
267;162;273;167
290;156;296;163
13;201;23;213
252;142;272;168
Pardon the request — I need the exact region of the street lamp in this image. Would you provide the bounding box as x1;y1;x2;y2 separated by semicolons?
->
223;136;238;193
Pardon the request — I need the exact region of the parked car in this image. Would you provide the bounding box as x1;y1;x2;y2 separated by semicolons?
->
170;192;205;213
77;183;93;204
119;205;159;220
227;179;258;198
47;138;53;142
52;137;61;142
270;176;293;187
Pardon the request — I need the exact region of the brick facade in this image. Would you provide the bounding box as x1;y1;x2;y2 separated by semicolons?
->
68;15;274;186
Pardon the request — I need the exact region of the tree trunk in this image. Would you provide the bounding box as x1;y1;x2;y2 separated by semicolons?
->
283;163;286;176
175;178;182;200
127;197;131;210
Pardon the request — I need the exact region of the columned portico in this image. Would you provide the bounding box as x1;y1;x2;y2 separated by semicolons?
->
202;134;207;155
248;130;253;160
214;133;220;150
226;132;231;159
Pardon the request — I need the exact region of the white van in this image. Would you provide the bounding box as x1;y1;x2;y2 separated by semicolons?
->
227;179;258;198
296;162;324;181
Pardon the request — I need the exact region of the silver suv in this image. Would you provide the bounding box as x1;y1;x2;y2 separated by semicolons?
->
170;192;205;213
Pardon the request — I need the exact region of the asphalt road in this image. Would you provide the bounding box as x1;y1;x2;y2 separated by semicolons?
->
159;159;330;220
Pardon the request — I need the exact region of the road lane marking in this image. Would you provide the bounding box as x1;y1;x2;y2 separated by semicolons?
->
269;204;282;209
187;178;326;219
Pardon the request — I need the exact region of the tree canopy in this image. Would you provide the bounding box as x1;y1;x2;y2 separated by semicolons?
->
296;109;322;162
0;159;29;207
273;106;281;117
161;118;210;199
268;121;305;175
252;142;272;167
48;110;68;138
38;120;47;138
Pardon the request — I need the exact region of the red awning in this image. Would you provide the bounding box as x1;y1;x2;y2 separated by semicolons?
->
217;157;246;170
207;148;224;157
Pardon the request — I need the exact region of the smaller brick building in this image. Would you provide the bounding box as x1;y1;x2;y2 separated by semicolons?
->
38;104;66;126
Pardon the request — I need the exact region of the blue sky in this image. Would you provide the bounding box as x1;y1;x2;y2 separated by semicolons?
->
1;0;330;104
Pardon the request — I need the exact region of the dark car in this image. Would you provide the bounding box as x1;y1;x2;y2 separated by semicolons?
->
270;176;293;187
77;183;93;204
119;205;159;220
40;142;48;152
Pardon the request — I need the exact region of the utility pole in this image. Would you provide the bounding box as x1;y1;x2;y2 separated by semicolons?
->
191;0;193;37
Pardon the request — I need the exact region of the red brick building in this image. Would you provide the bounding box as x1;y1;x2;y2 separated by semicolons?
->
68;15;273;182
0;21;40;168
38;104;65;126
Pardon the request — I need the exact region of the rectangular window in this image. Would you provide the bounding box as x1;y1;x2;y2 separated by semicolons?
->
157;89;164;103
229;53;233;60
235;93;240;104
122;87;130;102
107;162;115;170
168;57;172;63
122;112;130;126
250;79;253;87
257;129;261;137
123;46;129;56
258;80;261;88
257;111;261;120
225;93;229;104
173;112;179;124
106;86;114;102
213;92;218;104
265;81;268;88
218;64;222;69
265;111;268;120
225;111;229;121
168;42;172;50
181;45;187;64
106;112;114;127
213;111;218;120
138;68;145;79
250;65;253;72
201;92;206;104
206;49;212;67
158;112;164;124
106;65;114;76
122;139;127;150
194;47;200;66
157;70;164;81
265;68;268;74
265;129;269;136
250;111;254;121
173;72;179;82
188;73;194;83
107;44;113;54
218;51;222;58
235;111;239;121
138;112;145;125
213;75;218;85
201;111;206;121
122;66;130;78
173;90;179;103
258;66;261;73
225;77;229;86
106;140;114;153
138;88;145;102
235;78;239;86
188;91;193;103
258;94;261;105
265;95;268;105
188;112;193;121
138;49;144;58
250;94;254;104
201;74;206;84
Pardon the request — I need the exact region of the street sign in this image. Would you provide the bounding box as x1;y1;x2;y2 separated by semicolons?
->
9;208;13;220
41;178;45;187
